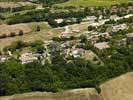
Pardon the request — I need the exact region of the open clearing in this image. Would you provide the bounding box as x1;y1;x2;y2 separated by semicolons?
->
0;88;100;100
54;0;133;7
101;72;133;100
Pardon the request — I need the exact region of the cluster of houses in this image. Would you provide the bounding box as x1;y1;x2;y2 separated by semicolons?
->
0;10;133;64
9;27;131;64
54;14;133;29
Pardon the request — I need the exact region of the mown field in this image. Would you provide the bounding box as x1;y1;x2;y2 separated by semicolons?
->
54;0;133;7
101;72;133;100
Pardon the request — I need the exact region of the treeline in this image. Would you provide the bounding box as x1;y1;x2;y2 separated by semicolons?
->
0;30;24;39
7;8;49;24
38;0;69;4
0;5;36;13
0;25;41;39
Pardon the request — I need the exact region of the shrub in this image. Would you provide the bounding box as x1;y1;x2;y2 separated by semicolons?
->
95;85;101;94
93;56;97;61
0;34;7;39
36;26;40;32
19;30;24;36
9;32;16;37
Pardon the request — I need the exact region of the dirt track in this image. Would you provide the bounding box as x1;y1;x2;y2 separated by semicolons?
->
0;88;100;100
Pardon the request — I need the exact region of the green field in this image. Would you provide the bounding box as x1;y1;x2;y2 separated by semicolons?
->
54;0;133;7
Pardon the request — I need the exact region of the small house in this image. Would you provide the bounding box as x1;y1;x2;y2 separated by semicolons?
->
112;24;128;32
0;56;8;62
126;33;133;43
94;42;110;50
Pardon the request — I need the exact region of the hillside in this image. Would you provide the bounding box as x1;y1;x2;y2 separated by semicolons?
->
54;0;133;7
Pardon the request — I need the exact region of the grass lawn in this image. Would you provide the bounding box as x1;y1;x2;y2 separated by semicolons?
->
31;22;52;31
54;0;133;7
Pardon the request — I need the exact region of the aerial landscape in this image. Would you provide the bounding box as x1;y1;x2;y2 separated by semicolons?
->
0;0;133;100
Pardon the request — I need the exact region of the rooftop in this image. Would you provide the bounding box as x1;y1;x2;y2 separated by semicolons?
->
94;42;110;50
126;33;133;38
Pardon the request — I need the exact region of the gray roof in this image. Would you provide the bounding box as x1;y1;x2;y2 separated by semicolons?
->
126;33;133;38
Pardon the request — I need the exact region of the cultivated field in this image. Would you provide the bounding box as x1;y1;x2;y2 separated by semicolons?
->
54;0;133;7
0;88;100;100
0;24;32;35
101;72;133;100
0;22;51;35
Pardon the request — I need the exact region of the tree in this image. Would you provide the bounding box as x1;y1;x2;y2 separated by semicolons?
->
19;30;24;36
36;25;41;32
80;34;87;43
0;34;7;39
88;26;96;31
9;32;16;37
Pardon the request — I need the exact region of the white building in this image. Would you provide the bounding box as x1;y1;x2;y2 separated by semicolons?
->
19;53;38;64
110;15;121;21
55;19;63;24
0;56;8;62
123;14;133;19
